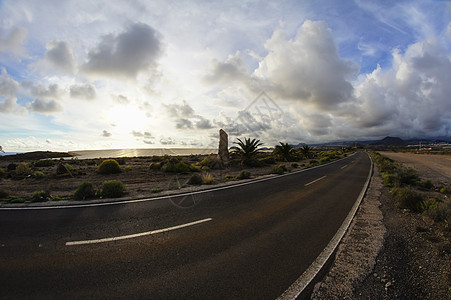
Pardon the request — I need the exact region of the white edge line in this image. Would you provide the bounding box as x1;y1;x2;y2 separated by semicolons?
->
1;152;358;211
304;176;327;186
340;164;348;169
277;152;373;299
65;218;212;246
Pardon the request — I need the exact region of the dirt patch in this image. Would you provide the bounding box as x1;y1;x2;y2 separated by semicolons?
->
382;152;451;185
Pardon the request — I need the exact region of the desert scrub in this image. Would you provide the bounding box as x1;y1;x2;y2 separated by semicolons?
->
0;189;10;199
390;187;424;212
32;190;51;202
225;174;235;180
16;162;31;176
308;159;319;167
150;188;163;193
427;202;451;223
320;157;330;164
35;159;55;167
200;155;222;169
202;173;215;184
291;162;299;168
33;171;45;179
56;163;74;176
237;170;251;179
162;161;190;173
259;156;276;165
0;167;5;178
187;173;203;185
149;162;162;170
273;164;287;174
98;159;122;174
101;180;126;198
124;166;132;172
74;182;96;200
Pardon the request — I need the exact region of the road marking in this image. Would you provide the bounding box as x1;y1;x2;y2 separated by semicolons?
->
304;176;326;186
340;164;348;169
65;218;212;246
278;152;373;299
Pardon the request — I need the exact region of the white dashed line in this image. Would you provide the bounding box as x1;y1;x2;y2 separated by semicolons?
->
304;176;327;186
65;218;213;246
341;165;348;169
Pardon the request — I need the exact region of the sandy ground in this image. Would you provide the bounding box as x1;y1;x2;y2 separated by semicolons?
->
312;153;451;299
382;152;451;185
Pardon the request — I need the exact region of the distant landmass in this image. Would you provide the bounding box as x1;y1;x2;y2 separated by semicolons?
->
296;136;451;148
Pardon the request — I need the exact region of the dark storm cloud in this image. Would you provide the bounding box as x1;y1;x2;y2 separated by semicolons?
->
83;22;162;79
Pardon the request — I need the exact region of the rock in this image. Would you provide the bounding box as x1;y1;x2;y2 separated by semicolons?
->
218;129;229;167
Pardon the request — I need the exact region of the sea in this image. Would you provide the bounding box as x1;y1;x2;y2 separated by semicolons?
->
68;148;218;159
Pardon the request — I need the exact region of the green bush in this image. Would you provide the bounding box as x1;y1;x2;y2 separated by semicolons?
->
439;186;451;194
417;198;439;212
0;167;5;178
98;159;122;174
237;170;251;179
74;182;96;200
381;172;397;187
16;162;31;176
428;202;451;223
390;187;424;212
187;173;203;185
417;180;433;190
101;180;126;198
33;171;45;178
308;159;319;167
320;157;330;164
291;162;299;168
162;161;190;173
56;163;74;175
0;189;10;199
124;166;132;172
259;156;276;165
150;188;162;193
149;162;162;170
32;190;50;202
35;159;55;167
7;163;17;171
200;155;222;169
225;174;235;180
273;164;287;174
397;168;419;186
8;197;26;203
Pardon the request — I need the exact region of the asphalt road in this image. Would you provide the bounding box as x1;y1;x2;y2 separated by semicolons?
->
0;151;371;299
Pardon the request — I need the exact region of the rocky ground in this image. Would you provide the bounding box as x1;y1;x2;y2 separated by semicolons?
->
312;153;451;299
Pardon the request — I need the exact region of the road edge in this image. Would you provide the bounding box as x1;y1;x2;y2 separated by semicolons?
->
277;152;374;299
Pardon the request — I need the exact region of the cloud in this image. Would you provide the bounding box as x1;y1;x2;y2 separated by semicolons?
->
0;68;19;97
113;94;130;104
204;51;250;84
175;118;193;129
102;130;112;137
131;131;152;138
196;116;213;129
21;82;61;99
0;27;27;56
82;22;162;79
29;98;63;113
165;100;194;118
43;40;75;73
352;39;451;138
160;137;176;145
164;100;214;130
70;84;96;100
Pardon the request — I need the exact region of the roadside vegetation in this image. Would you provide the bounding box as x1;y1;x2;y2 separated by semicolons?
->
372;152;450;225
0;139;356;204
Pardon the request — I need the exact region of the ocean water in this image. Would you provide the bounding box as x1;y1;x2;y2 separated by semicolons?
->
69;148;217;159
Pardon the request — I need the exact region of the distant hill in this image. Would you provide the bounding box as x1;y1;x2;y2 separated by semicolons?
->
372;136;406;146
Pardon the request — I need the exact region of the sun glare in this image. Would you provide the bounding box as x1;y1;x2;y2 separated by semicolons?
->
108;106;148;134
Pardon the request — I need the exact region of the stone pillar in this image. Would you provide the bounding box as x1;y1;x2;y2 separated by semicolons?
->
218;129;229;167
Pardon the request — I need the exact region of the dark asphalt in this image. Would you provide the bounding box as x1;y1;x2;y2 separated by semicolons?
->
0;151;371;299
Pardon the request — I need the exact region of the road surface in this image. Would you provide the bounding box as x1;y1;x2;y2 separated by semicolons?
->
0;151;371;299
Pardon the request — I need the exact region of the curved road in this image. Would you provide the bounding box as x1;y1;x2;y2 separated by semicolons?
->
0;151;371;299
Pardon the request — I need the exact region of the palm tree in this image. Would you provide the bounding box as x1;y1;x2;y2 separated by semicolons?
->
273;142;294;161
300;144;314;159
230;138;263;165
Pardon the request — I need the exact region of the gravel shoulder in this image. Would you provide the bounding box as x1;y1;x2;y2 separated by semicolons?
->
311;153;451;299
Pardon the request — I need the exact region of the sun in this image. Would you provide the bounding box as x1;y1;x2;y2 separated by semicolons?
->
108;106;149;134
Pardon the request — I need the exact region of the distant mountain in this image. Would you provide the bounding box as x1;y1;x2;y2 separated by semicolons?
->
372;136;406;146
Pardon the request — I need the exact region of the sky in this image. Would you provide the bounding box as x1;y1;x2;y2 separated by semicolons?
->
1;0;451;152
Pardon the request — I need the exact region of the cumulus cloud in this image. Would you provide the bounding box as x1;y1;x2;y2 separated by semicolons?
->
83;22;162;79
352;39;451;138
204;51;250;84
43;40;75;73
29;98;63;113
102;130;112;137
70;84;96;100
21;82;61;99
160;137;176;145
0;68;22;113
0;27;27;56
